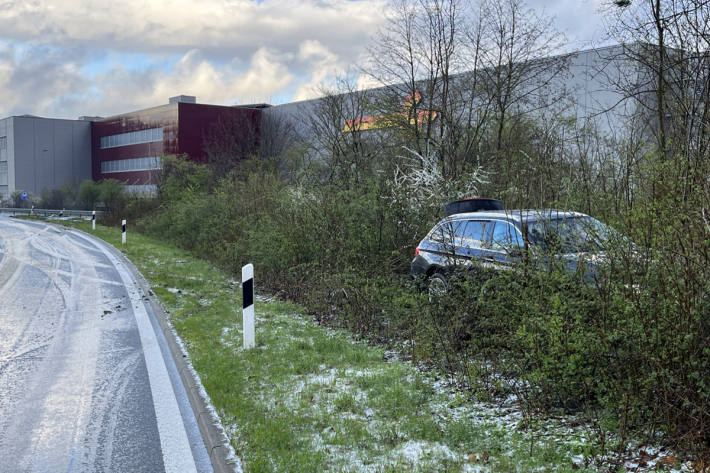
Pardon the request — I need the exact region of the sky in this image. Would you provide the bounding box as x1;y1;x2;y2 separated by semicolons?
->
0;0;609;120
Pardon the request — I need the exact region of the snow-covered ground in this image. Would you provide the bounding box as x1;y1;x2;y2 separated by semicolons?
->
214;298;692;473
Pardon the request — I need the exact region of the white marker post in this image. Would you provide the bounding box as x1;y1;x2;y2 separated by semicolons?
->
242;264;255;349
121;219;126;245
30;206;34;216
92;210;96;231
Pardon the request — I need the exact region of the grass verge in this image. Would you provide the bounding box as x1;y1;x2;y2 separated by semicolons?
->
50;217;605;473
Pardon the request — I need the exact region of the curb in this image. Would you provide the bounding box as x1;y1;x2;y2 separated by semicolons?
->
127;259;241;473
58;223;242;473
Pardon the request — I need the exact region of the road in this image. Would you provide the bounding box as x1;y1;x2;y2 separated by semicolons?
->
0;216;213;473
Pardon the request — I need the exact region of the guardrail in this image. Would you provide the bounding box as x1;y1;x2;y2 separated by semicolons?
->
0;208;105;217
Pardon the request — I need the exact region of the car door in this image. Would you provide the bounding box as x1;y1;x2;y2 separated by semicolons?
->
421;219;464;267
478;220;524;270
457;220;488;263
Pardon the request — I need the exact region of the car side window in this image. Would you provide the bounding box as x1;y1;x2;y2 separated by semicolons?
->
460;220;486;248
429;220;461;247
482;221;494;247
490;221;523;251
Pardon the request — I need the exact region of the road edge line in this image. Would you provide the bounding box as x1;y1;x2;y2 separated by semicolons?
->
59;224;243;473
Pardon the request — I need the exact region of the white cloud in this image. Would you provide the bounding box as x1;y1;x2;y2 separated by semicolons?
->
0;45;297;118
0;0;387;62
526;0;606;49
82;47;294;116
293;40;345;101
0;0;388;118
224;47;294;103
0;44;91;118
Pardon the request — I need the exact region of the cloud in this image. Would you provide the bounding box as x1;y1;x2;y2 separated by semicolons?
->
79;47;295;117
0;44;91;117
526;0;606;48
0;0;386;63
0;0;388;118
293;40;345;101
0;44;298;118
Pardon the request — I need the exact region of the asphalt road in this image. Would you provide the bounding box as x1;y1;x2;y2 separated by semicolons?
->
0;216;213;473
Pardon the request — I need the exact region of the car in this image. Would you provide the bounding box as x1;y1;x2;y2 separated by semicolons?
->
411;198;619;296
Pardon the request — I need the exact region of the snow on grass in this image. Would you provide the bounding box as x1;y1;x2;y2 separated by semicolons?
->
219;303;598;473
165;286;196;296
226;300;694;473
396;440;458;462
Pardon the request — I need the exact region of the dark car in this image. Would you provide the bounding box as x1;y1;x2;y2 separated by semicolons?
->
411;200;617;295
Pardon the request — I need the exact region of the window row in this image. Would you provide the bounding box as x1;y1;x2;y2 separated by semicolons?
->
0;136;6;149
101;156;163;174
99;128;163;149
430;219;523;252
125;184;158;195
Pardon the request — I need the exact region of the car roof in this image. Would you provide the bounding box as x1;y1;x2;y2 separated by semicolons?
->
443;209;589;224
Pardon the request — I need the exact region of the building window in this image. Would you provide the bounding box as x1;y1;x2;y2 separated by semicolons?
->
99;127;163;149
101;156;163;174
0;136;6;162
0;161;7;186
125;184;158;195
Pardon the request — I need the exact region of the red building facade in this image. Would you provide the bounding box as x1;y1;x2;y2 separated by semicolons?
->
91;99;261;191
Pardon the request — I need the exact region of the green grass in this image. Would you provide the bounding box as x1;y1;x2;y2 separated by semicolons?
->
48;217;601;473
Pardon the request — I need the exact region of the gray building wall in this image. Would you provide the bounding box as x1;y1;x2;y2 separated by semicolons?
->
564;45;647;136
264;44;646;147
0;116;92;200
0;117;13;200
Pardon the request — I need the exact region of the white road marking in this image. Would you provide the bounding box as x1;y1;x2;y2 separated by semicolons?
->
72;231;198;473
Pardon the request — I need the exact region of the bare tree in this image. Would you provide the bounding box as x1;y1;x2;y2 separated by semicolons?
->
202;108;300;179
598;0;710;453
364;0;464;175
259;111;299;160
603;1;710;161
476;0;568;155
362;0;569;183
307;76;395;186
203;113;260;177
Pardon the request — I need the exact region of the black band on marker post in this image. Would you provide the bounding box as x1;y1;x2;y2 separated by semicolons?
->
243;278;253;309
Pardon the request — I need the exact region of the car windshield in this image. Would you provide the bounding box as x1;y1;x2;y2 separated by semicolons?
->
526;216;614;253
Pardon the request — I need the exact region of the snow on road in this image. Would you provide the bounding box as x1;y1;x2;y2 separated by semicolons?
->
0;216;210;473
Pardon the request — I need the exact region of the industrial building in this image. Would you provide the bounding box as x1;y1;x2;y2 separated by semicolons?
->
0;116;92;200
0;44;643;202
91;95;260;194
0;95;261;200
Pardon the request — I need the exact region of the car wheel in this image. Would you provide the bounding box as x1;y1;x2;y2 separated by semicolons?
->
427;272;448;300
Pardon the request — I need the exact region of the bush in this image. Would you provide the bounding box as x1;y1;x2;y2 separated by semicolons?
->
97;179;127;222
138;142;710;458
78;179;101;210
10;190;29;208
157;154;211;202
39;188;65;209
